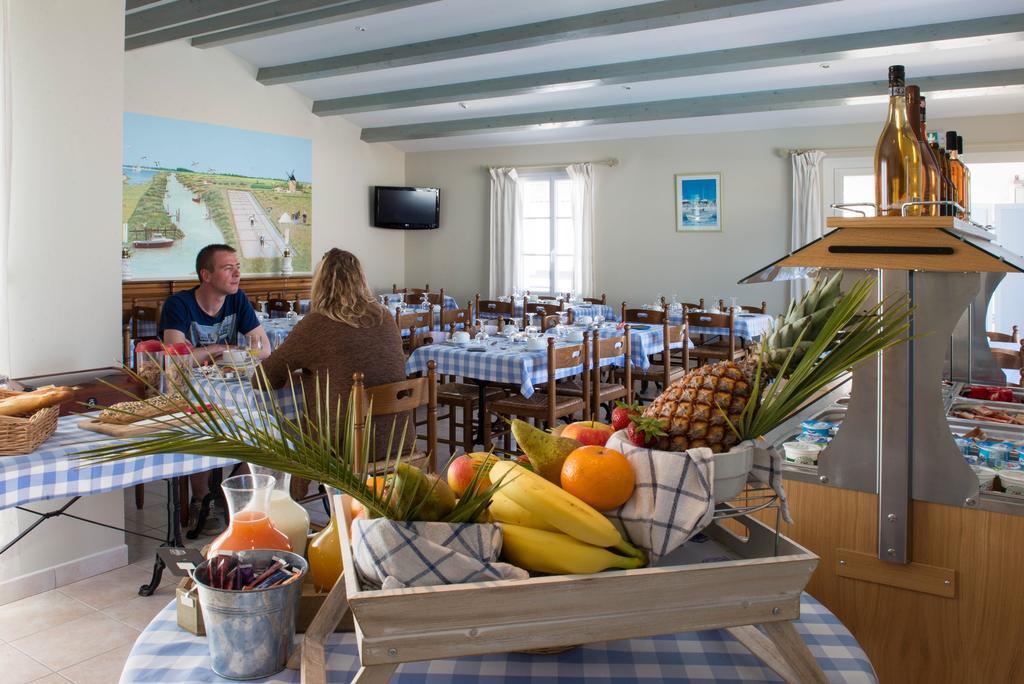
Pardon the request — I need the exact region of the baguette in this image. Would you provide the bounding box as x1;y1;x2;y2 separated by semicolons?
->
0;386;74;417
97;395;188;425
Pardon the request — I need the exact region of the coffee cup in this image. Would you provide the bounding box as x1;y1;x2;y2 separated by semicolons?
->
526;337;548;351
577;315;593;326
451;331;471;345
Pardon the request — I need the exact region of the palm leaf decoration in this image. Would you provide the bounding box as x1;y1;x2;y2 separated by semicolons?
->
76;364;503;522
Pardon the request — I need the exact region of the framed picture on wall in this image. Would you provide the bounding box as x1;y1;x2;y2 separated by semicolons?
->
675;173;721;232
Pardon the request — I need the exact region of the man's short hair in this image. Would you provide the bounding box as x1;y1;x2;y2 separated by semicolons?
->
196;244;236;280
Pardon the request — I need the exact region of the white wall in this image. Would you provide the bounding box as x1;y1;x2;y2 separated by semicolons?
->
124;41;406;293
405;114;1024;313
8;0;124;376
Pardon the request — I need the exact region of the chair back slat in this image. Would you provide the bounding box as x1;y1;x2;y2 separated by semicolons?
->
441;307;472;328
396;310;432;332
621;306;666;324
474;295;514;320
583;293;607;305
987;325;1020;344
593;330;630;417
540;314;560;332
546;335;588;426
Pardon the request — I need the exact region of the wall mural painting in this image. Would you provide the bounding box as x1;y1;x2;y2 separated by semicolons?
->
123;113;313;279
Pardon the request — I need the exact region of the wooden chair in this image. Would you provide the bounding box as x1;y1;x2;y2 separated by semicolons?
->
126;299;161;368
523;299;562;322
562;328;631;420
267;298;293;318
583;293;607;305
393;284;429;295
441;306;472;331
687;308;745;365
403;288;445;307
484;336;589;453
719;299;767;314
474;295;515;326
991;345;1024;387
681;298;705;311
540;314;561;332
396;310;433;332
987;326;1020;343
351;361;438;473
616;317;685;393
621;304;666;326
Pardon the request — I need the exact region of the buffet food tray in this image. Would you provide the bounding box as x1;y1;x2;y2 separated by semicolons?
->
298;495;826;684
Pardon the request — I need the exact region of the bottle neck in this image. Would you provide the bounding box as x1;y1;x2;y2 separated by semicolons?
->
887;86;909;125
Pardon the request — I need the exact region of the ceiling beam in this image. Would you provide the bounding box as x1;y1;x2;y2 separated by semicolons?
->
126;0;275;37
257;0;837;86
315;13;1024;115
187;0;439;48
127;0;437;50
358;69;1024;142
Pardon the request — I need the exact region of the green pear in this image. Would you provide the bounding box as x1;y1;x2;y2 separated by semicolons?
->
384;464;456;521
511;419;582;484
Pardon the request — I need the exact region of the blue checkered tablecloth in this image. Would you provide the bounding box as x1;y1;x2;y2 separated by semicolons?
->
476;301;617;322
0;380;300;510
118;592;876;683
406;327;688;397
666;311;774;342
0;415;238;510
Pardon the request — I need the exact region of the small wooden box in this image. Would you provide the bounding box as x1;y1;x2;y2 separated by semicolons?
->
11;366;144;415
175;577;353;636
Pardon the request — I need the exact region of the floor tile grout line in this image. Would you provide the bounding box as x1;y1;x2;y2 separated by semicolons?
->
55;639;140;680
6;635;65;676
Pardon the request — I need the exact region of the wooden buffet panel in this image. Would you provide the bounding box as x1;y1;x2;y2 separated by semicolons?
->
755;481;1024;683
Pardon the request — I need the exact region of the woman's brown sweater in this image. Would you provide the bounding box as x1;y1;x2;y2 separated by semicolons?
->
256;312;413;461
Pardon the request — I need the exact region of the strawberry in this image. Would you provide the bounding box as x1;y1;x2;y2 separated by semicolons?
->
612;400;641;431
625;415;667;448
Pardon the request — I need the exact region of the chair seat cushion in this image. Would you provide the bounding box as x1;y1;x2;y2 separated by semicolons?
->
490;393;585;416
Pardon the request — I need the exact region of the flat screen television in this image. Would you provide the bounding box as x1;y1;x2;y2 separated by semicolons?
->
373;186;440;230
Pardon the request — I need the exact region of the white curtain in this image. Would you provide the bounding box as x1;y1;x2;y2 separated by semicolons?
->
788;150;826;303
566;163;596;297
488;167;521;299
0;0;11;378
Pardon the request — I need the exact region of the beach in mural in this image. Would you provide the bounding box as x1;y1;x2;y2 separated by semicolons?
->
123;113;313;278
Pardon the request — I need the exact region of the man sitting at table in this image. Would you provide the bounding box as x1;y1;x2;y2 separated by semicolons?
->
159;244;271;534
159;243;271;363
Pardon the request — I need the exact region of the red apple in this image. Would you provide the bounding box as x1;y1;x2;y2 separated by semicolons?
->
561;420;615;447
446;452;495;497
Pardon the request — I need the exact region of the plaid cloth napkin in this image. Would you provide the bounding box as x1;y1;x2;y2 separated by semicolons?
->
604;432;716;564
351;518;528;589
746;438;792;524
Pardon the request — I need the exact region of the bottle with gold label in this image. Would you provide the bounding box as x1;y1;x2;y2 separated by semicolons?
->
874;65;924;216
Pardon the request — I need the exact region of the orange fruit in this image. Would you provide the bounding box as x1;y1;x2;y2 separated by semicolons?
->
559;445;635;512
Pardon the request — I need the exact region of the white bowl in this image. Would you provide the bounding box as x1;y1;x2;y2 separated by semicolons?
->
220;349;248;366
576;315;593;326
451;331;471;345
526;338;547;351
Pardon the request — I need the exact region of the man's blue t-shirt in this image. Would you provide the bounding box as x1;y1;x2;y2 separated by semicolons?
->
159;288;260;347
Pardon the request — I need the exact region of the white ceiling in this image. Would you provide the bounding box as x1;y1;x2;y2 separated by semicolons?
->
180;0;1024;150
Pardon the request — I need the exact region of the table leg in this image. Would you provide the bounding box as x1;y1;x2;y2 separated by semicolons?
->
352;664;397;684
139;476;183;597
759;620;829;684
186;468;225;540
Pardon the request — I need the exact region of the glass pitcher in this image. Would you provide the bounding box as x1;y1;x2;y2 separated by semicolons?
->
249;466;310;555
208;474;292;555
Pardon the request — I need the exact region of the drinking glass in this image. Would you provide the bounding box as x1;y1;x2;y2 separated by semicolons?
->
246;335;263;361
594;314;605;328
286;301;297;320
730;297;739;312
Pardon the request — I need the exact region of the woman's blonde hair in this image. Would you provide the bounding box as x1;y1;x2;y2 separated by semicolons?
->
310;249;387;327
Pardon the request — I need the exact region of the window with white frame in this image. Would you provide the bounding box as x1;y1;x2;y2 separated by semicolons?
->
519;172;575;296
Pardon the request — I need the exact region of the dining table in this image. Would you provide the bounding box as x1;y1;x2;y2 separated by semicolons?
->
475;300;617;323
118;591;876;683
664;308;775;342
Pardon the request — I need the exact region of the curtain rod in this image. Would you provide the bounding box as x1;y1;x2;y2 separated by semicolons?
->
776;140;1024;158
486;158;619;171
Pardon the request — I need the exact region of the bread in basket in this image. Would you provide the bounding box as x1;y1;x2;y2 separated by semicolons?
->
0;387;72;455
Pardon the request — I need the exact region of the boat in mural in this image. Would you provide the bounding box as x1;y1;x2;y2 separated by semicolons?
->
133;234;175;249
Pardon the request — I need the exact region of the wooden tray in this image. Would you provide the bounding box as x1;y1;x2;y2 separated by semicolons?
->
296;496;828;684
77;408;231;438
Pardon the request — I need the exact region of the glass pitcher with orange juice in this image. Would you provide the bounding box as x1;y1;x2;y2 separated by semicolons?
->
307;487;343;592
208;474;292;555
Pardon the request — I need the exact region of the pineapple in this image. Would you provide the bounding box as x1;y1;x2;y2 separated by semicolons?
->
641;273;845;453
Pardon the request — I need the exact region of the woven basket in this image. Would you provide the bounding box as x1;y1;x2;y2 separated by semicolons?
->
0;389;60;455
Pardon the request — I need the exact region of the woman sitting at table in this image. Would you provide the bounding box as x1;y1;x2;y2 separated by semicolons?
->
256;248;412;462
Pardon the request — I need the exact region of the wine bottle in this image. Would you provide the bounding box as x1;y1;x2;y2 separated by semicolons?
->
874;66;923;216
957;135;971;219
906;86;939;216
946;131;967;219
922;100;956;216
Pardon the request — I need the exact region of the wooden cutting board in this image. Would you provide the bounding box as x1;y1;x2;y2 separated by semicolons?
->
78;408;231;438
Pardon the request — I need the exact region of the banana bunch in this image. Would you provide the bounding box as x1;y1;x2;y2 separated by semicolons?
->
489;460;646;575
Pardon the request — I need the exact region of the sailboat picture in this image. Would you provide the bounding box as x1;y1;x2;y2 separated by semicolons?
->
675;173;721;232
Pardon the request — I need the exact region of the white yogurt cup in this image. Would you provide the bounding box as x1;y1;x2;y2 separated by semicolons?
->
997;467;1024;496
782;441;823;465
971;465;998;492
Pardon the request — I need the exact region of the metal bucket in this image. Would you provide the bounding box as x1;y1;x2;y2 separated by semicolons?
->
194;550;307;680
